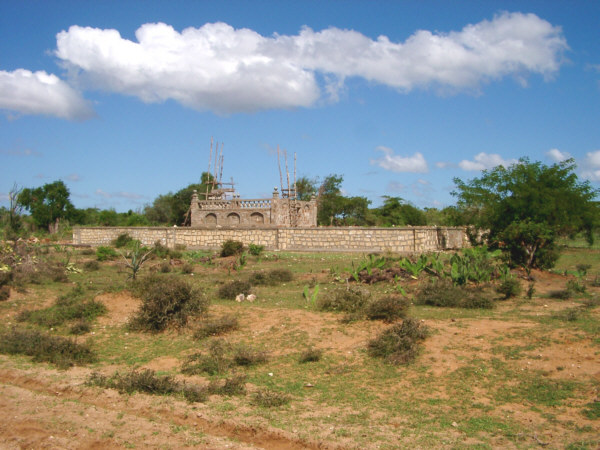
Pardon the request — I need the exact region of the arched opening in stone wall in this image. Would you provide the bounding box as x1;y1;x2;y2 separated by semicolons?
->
227;213;240;225
204;213;217;226
250;212;264;224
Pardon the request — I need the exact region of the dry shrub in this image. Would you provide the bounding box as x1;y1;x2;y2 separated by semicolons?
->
317;287;370;313
194;314;239;339
220;240;244;257
367;318;429;365
129;274;209;332
218;280;251;300
83;260;100;271
182;339;230;375
364;295;410;322
180;263;194;274
249;268;294;285
496;278;522;299
0;285;10;301
232;343;268;367
0;327;96;369
88;368;179;395
298;347;322;363
415;279;494;309
251;388;290;407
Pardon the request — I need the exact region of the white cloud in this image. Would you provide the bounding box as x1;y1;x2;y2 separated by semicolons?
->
65;173;81;182
0;146;42;157
54;12;567;113
546;148;571;162
0;69;94;120
582;150;600;181
435;161;455;169
95;189;144;199
371;146;428;173
458;152;517;171
386;181;406;193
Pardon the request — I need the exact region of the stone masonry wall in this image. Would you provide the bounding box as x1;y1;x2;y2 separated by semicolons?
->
73;226;469;253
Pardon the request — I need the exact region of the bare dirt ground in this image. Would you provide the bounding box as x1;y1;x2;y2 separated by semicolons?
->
1;269;599;449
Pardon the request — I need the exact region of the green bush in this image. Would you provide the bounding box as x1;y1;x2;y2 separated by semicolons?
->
129;274;209;332
153;240;170;259
248;243;264;257
158;261;171;273
0;327;96;369
218;280;252;300
232;343;268;367
194;314;239;339
0;270;12;287
367;318;429;365
83;260;100;271
69;319;91;335
364;295;410;322
182;338;230;375
180;263;194;274
88;368;179;395
220;240;244;257
416;279;494;309
267;268;293;283
112;233;133;248
496;278;522;299
96;246;118;261
317;287;369;313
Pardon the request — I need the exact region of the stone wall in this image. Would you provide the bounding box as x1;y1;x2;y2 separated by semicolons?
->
73;226;468;253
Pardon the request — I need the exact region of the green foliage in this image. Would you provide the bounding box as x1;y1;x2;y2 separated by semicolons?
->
180;263;194;274
17;285;106;327
447;246;501;285
399;254;430;278
249;269;293;285
581;401;600;419
0;327;96;368
364;295;410;322
346;254;387;282
316;174;372;226
220;240;245;257
120;240;153;280
316;287;369;313
129;274;209;332
194;314;239;339
218;280;252;299
232;343;268;367
96;246;118;261
18;180;76;232
0;285;9;301
182;338;230;375
372;196;427;226
415;279;495;309
302;284;320;307
83;260;100;271
69;319;91;335
88;368;180;395
453;158;599;268
112;233;133;248
496;278;522;299
367;318;429;365
248;243;264;257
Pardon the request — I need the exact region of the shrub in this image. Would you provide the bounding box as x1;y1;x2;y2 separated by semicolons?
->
232;343;268;367
0;327;96;369
267;268;293;283
96;246;118;261
112;233;133;248
17;285;107;327
194;314;239;339
248;243;264;257
365;295;410;322
0;285;10;301
0;270;12;287
218;280;252;300
316;287;369;313
248;272;269;285
182;339;230;375
180;263;194;274
462;294;495;309
69;319;91;335
159;261;171;273
496;278;522;299
367;318;429;365
153;240;170;259
220;240;244;257
79;247;95;256
415;279;463;308
566;279;586;294
88;368;180;395
298;347;322;363
548;289;571;300
182;384;209;403
210;374;247;396
129;274;209;332
83;260;100;271
251;388;290;407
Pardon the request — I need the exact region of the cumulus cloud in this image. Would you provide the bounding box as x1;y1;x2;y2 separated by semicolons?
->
546;148;571;162
458;152;517;171
54;12;567;113
582;150;600;181
371;146;428;173
0;69;94;120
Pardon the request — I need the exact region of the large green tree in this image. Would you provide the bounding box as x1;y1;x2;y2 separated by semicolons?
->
453;158;598;268
316;174;371;226
18;180;76;232
372;196;427;226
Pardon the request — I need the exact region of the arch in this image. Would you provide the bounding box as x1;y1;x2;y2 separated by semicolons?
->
250;212;264;224
227;212;241;225
204;213;217;226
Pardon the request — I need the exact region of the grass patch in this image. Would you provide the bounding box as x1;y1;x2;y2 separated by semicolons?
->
194;314;239;339
251;388;291;407
249;268;294;285
0;327;96;368
298;347;323;363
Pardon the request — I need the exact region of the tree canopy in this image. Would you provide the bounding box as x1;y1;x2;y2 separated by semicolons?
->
18;180;76;232
453;158;599;268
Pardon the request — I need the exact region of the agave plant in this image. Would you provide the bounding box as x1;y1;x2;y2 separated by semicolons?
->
120;240;153;280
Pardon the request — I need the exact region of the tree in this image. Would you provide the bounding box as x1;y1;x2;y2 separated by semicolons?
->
295;176;318;201
18;180;75;232
453;158;599;269
373;196;427;227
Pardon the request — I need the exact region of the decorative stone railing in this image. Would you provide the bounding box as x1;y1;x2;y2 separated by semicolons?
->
198;198;272;209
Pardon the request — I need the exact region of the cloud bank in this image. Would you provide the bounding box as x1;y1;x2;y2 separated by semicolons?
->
0;69;93;120
371;147;428;173
546;148;571;162
53;12;567;113
458;152;517;171
582;150;600;181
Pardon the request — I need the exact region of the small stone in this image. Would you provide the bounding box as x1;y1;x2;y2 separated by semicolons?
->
451;422;458;427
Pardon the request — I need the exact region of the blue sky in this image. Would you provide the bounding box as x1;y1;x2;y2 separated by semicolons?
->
1;0;599;213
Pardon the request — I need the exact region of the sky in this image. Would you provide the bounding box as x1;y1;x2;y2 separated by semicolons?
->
1;0;599;213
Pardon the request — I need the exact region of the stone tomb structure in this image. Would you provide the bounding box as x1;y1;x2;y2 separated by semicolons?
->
190;187;317;228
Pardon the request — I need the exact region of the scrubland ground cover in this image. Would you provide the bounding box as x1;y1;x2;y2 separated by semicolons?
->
0;238;598;449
